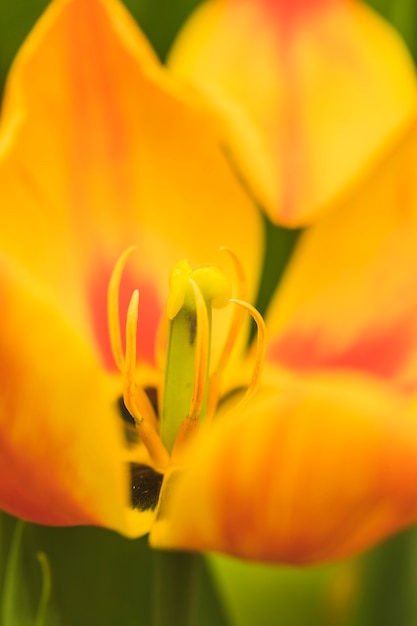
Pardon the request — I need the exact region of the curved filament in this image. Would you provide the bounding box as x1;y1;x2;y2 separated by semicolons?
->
107;246;136;371
229;298;266;403
208;248;247;419
124;290;169;469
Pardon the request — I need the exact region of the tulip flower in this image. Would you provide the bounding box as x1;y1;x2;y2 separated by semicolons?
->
1;0;417;569
168;0;417;225
156;114;417;563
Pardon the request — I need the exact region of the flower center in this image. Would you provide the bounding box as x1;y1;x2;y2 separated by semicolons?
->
107;248;266;473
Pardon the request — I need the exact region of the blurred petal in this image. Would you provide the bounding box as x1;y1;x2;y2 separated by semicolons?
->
0;0;263;369
0;254;138;533
151;371;417;563
0;0;261;534
169;0;417;225
266;117;417;391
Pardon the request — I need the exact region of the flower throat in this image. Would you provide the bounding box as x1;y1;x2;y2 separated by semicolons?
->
108;248;265;472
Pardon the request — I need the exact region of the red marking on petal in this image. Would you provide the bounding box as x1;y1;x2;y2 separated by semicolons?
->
87;259;163;372
262;0;330;22
268;320;416;383
66;0;134;227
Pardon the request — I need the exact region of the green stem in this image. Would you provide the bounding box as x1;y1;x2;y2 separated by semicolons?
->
352;528;417;626
152;550;200;626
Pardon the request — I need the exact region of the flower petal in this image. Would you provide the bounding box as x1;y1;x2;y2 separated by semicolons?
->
0;0;263;369
0;254;151;534
168;0;417;225
265;117;417;391
150;371;417;563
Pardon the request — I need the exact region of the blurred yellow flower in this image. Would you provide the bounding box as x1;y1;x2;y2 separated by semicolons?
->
1;0;417;565
169;0;417;225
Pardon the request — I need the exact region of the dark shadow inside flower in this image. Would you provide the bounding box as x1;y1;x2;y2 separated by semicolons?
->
130;464;163;512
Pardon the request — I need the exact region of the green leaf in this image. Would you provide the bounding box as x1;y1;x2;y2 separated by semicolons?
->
199;556;231;626
350;528;417;626
124;0;201;61
0;519;56;626
1;520;34;626
367;0;417;61
256;216;301;319
35;552;53;626
152;550;231;626
208;554;360;626
31;525;230;626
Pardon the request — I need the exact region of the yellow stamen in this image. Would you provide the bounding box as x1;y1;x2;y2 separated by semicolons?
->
123;289;140;418
214;248;247;374
188;279;210;420
207;248;247;419
123;290;170;470
229;298;266;403
107;246;136;371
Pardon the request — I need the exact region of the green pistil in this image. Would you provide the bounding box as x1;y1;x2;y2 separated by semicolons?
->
160;260;230;454
160;304;209;453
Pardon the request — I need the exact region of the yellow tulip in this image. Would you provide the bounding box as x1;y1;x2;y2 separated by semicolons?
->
1;0;417;566
168;0;417;225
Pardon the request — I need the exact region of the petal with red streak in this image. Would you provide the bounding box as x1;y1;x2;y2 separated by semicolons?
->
168;0;417;225
0;254;157;536
265;118;417;392
150;371;417;563
0;0;263;369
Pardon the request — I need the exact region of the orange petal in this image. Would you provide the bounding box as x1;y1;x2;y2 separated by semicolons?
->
150;371;417;563
168;0;417;225
0;254;161;537
0;0;263;369
266;117;417;391
0;254;141;533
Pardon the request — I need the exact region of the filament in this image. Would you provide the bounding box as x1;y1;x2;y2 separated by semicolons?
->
108;249;168;470
207;248;247;419
229;298;266;403
107;246;136;371
188;279;210;420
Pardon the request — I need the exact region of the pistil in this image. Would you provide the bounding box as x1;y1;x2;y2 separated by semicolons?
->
160;261;230;454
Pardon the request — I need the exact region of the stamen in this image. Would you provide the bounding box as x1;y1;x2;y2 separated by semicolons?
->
207;248;247;419
229;298;266;403
107;246;136;371
188;279;210;420
123;289;140;418
220;247;246;298
123;290;170;470
214;248;247;374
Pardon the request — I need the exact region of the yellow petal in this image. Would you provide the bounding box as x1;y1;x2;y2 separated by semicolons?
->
0;0;263;368
169;0;417;225
266;117;417;391
0;254;137;533
0;0;263;534
151;371;417;563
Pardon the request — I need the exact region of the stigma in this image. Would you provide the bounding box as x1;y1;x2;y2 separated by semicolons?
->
107;248;266;473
